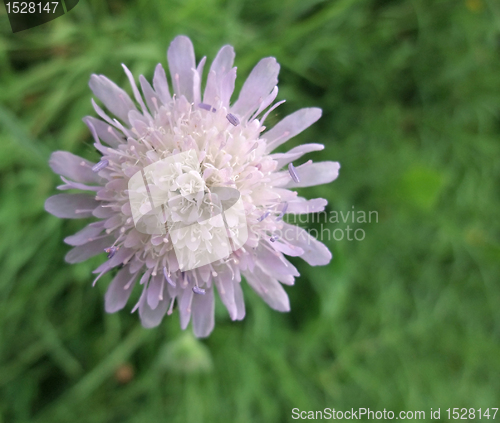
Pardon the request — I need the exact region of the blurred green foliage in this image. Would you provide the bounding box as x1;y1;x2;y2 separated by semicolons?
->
1;0;500;421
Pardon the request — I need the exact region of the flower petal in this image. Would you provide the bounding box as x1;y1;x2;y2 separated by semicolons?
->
89;74;137;124
105;267;137;313
269;239;304;257
277;274;295;285
256;244;300;278
64;222;104;246
210;45;235;81
204;45;235;107
139;75;161;115
92;247;136;274
231;57;280;118
90;99;135;140
270;143;324;169
147;273;164;310
280;222;332;266
122;64;148;115
250;86;279;120
124;229;145;248
167;35;196;102
65;235;114;264
214;267;236;320
49;151;102;184
178;285;194;330
192;287;215;338
45;194;99;219
193;56;206;106
264;108;322;153
286;198;328;214
83;116;124;148
153;64;171;105
244;266;290;312
283;161;340;188
139;284;169;328
92;205;115;219
203;70;218;109
220;68;237;109
233;280;245;320
57;177;100;192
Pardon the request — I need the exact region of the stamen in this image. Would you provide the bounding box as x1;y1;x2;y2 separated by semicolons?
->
92;159;109;172
163;267;176;287
192;286;206;295
192;270;200;287
277;202;288;221
140;271;151;285
208;263;217;277
104;246;119;259
227;261;235;281
288;163;300;183
226;113;240;126
270;235;279;242
257;211;271;222
159;278;165;301
152;261;159;277
92;270;107;287
198;103;216;112
124;275;135;290
167;297;175;315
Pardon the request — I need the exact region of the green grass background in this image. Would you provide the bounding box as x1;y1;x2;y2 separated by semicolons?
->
1;0;500;421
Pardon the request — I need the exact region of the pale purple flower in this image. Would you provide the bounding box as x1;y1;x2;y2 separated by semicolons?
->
45;35;340;337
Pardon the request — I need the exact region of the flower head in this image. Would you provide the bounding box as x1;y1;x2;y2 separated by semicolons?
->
45;36;340;337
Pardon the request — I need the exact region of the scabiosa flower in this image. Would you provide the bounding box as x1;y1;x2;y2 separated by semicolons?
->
45;36;340;337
